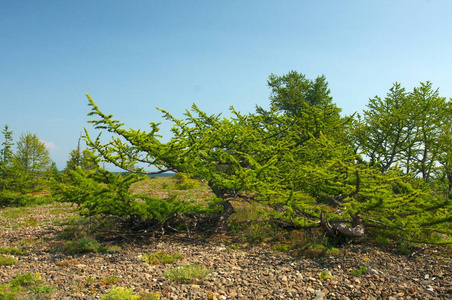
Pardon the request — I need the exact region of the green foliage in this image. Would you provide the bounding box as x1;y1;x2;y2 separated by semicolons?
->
241;222;275;243
0;255;18;266
52;150;223;233
142;251;183;265
350;266;368;276
172;172;199;190
61;237;101;254
80;71;451;244
318;270;333;281
0;126;58;208
99;276;119;286
0;272;55;299
302;242;339;259
0;246;26;255
101;287;161;300
101;287;139;300
272;243;291;252
164;264;210;283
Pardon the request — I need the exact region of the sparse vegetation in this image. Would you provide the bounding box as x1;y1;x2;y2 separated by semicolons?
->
0;246;26;255
142;251;183;265
272;243;291;252
101;287;161;300
0;255;18;266
319;270;334;281
351;266;368;276
0;272;55;299
164;264;210;283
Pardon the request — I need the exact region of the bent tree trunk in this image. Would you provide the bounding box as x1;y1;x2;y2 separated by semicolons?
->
320;212;365;238
216;200;235;231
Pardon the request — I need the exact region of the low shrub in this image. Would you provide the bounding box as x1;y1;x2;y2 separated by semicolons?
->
101;287;161;300
164;264;210;283
351;266;368;275
62;237;101;254
0;246;25;255
0;272;55;299
142;251;183;265
319;270;333;281
0;255;18;266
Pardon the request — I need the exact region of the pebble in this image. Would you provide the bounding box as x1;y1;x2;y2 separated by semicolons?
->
1;206;450;300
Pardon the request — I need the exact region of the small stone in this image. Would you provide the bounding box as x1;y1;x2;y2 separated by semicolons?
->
313;290;326;300
425;285;436;296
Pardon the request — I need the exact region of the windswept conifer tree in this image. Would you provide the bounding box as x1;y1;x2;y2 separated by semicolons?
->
70;72;450;244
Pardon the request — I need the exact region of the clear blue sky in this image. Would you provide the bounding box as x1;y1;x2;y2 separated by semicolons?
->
1;0;451;170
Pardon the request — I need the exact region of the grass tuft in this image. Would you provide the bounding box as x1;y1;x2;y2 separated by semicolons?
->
142;251;183;265
164;264;210;283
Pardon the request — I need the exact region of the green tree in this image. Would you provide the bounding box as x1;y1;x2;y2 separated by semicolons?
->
262;71;344;141
0;125;14;164
354;82;447;180
14;132;52;177
409;82;445;181
78;72;450;243
0;126;31;206
355;83;413;172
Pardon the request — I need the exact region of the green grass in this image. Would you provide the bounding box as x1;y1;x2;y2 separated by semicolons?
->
164;264;210;283
62;237;101;254
99;276;119;286
0;246;26;255
142;251;183;265
101;287;161;300
351;266;368;276
60;236;122;254
0;255;18;266
272;243;291;252
130;176;213;203
0;272;55;299
319;270;334;281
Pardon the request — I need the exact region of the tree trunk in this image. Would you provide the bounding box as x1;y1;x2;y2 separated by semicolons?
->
215;200;235;231
320;212;365;238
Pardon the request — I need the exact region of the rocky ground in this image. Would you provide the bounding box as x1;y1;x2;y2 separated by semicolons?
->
0;204;450;299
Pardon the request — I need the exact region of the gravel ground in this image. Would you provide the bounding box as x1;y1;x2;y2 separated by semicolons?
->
0;205;451;299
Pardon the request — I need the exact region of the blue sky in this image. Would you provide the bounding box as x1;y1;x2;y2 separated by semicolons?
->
1;0;451;170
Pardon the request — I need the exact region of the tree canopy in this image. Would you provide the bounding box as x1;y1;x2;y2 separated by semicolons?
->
58;71;451;244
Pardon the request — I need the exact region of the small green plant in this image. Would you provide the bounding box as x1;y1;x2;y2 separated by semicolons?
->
0;255;18;266
164;264;210;283
57;224;87;240
242;222;274;243
0;246;26;255
374;235;391;246
100;276;119;286
302;242;339;258
101;287;161;300
351;266;368;276
173;173;198;190
0;284;18;300
138;292;161;300
142;251;183;265
99;243;122;253
319;270;333;281
397;242;412;255
62;237;101;254
272;243;291;252
226;244;239;251
101;287;139;300
227;223;243;233
0;272;55;299
9;272;44;288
